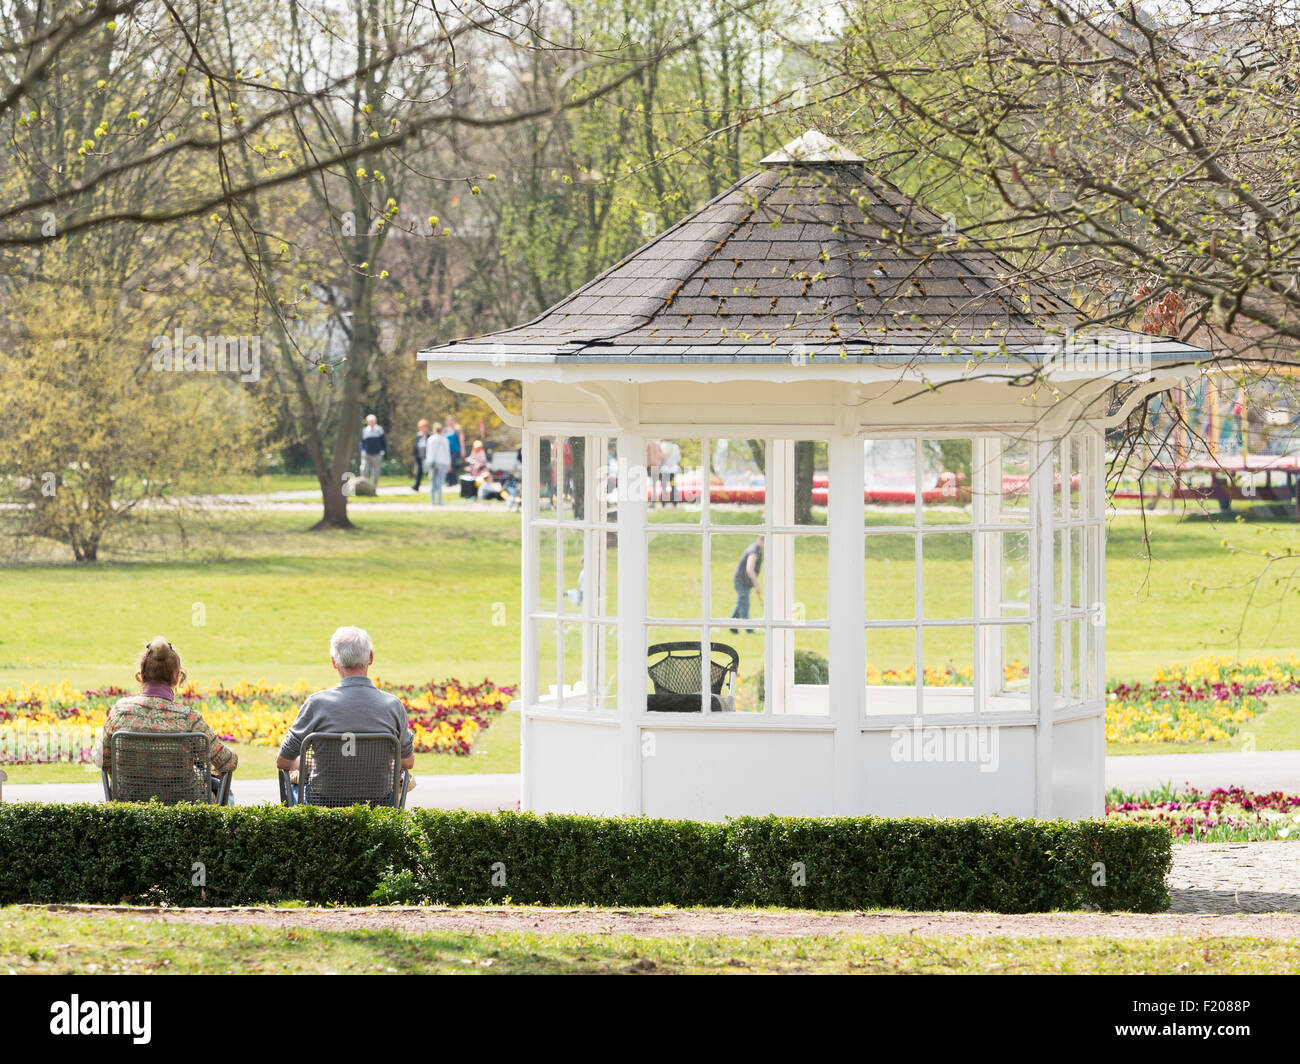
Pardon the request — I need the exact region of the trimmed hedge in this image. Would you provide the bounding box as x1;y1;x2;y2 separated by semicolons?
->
0;804;1172;912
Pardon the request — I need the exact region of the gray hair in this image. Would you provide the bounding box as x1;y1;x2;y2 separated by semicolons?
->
330;626;373;669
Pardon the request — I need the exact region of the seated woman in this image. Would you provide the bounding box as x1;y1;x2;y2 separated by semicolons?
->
467;439;490;479
93;637;237;801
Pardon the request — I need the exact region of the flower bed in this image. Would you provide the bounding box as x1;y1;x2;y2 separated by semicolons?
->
0;678;515;763
1106;784;1300;842
1105;655;1300;744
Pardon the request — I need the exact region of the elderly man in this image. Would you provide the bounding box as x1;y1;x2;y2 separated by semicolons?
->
276;627;414;805
359;414;387;486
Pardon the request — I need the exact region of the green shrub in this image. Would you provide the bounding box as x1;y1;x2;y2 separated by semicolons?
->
0;803;1171;912
0;802;425;906
757;648;830;701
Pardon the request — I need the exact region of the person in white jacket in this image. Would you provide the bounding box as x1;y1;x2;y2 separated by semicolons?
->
424;422;452;505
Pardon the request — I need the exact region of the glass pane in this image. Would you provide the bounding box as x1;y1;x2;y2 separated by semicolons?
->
921;626;974;714
561;529;585;617
646;627;706;713
1084;434;1101;519
603;438;619;522
865;532;916;621
921;438;972;524
560;621;586;708
1085;618;1099;701
535;434;559;514
1052;438;1064;520
865;626;918;716
647;437;699;518
864;437;917;526
596;624;618;711
793;534;828;622
1054;620;1066;703
564;436;587;522
1054;529;1067;616
1000;436;1032;522
922;532;973;619
768;438;829;528
709;438;765;525
711;533;765;625
730;628;766;714
1070;527;1084;610
1084;525;1100;615
989;624;1032;704
648;533;702;620
997;531;1031;617
1070;619;1084;701
788;628;830;716
552;437;575;521
602;531;618;619
537;619;560;702
537;529;558;614
1068;436;1083;520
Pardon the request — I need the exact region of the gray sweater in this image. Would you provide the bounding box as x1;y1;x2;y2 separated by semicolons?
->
278;675;414;761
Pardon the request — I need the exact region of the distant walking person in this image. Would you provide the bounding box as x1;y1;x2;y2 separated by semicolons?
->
729;535;764;634
660;439;681;506
411;419;431;492
444;417;464;485
425;421;451;505
359;414;387;485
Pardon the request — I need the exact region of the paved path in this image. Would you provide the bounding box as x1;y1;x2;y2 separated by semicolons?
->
1168;843;1300;913
3;773;520;811
1104;751;1300;794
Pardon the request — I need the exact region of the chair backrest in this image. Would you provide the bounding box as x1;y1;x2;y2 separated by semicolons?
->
299;732;402;808
646;642;739;696
109;731;211;804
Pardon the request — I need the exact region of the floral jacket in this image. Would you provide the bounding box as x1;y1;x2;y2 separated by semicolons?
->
93;695;238;775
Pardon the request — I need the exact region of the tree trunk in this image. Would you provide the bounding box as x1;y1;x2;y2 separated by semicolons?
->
570;437;585;520
794;440;815;524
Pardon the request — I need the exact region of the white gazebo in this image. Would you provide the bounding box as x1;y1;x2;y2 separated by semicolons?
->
419;132;1207;821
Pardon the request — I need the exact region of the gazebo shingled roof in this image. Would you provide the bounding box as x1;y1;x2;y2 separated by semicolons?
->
419;131;1204;367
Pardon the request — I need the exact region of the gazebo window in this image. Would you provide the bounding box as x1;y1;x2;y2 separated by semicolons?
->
645;436;830;716
1053;430;1104;709
864;435;1035;718
529;433;618;711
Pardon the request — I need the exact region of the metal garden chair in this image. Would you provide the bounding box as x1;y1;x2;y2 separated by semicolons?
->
278;731;410;809
646;641;740;712
101;731;234;805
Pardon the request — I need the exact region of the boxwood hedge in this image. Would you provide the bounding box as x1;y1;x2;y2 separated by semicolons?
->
0;804;1172;912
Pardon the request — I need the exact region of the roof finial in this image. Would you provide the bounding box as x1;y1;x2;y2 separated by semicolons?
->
761;130;864;165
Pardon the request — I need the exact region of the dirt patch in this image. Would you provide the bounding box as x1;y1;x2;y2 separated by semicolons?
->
34;904;1300;940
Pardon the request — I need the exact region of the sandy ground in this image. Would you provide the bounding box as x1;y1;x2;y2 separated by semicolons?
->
32;903;1300;940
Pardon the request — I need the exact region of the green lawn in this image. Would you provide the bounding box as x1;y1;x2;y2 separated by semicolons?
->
0;509;524;688
2;505;1299;756
2;907;1296;973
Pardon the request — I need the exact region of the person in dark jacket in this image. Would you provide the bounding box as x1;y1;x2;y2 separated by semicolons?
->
729;536;763;634
411;419;430;491
359;414;387;485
